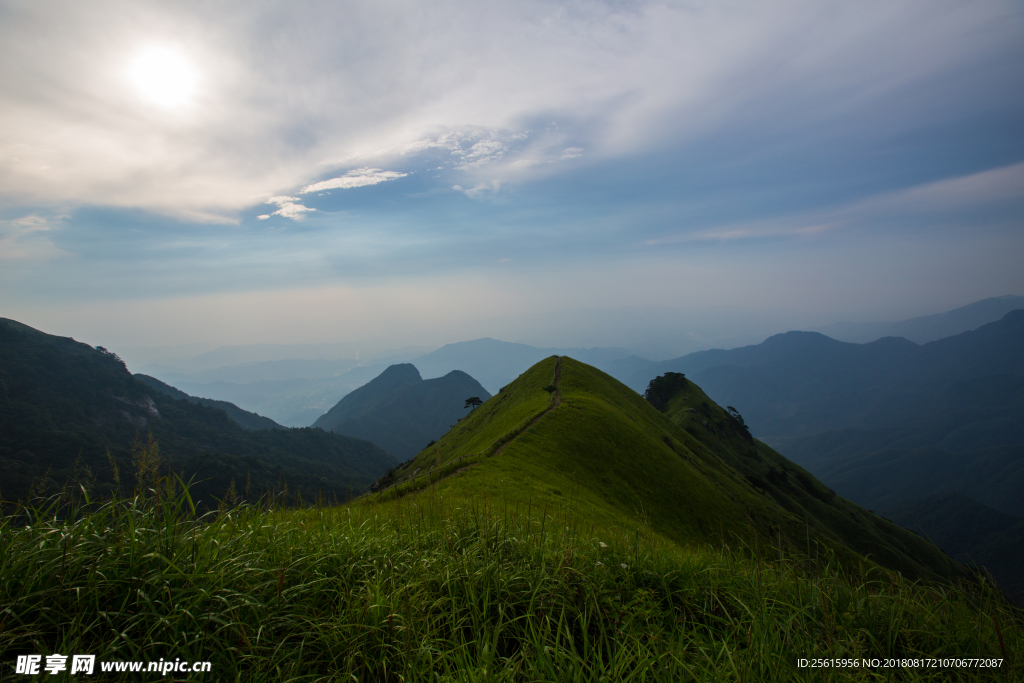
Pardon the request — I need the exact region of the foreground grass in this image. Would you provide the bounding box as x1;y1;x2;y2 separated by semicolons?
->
1;491;1020;682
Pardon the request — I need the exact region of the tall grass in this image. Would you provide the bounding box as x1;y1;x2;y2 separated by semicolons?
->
1;486;1020;682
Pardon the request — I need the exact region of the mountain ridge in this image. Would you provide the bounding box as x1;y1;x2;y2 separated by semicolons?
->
135;373;284;431
368;356;969;583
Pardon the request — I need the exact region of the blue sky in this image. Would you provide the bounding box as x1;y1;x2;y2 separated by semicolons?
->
1;0;1022;358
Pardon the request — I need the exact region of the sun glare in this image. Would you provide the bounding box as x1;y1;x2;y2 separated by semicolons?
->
129;47;196;108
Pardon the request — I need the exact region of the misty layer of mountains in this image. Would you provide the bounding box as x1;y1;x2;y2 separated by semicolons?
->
270;298;1024;601
135;374;284;431
136;295;1024;428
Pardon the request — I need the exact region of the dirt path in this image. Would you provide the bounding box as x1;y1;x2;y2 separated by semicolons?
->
552;355;562;406
377;356;563;498
491;356;562;457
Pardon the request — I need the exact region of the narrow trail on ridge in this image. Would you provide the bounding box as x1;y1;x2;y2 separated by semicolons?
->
491;355;562;458
376;356;564;499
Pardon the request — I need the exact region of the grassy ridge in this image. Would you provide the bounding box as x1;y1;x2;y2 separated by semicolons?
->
1;489;1019;681
376;357;968;584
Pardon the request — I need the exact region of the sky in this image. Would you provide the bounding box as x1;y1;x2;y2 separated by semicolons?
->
1;0;1022;361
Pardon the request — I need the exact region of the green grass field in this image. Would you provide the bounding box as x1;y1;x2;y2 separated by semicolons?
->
1;489;1019;681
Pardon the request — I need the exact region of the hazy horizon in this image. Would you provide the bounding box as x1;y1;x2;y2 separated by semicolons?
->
95;293;1019;375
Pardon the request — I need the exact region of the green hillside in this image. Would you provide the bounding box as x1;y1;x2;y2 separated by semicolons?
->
364;356;968;583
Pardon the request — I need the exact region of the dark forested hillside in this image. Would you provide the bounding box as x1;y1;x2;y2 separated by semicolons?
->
778;374;1024;517
884;493;1024;604
0;318;396;506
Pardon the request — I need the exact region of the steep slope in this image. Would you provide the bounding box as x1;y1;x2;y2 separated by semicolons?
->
314;364;492;460
135;374;284;430
0;318;395;506
368;357;968;583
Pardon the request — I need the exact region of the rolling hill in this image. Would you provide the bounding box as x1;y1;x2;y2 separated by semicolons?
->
366;356;969;583
0;318;396;506
313;364;492;460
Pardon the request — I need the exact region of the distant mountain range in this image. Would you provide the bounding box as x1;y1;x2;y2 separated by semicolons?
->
132;295;1022;427
614;309;1024;437
314;364;492;461
813;295;1024;344
0;318;396;506
167;364;398;427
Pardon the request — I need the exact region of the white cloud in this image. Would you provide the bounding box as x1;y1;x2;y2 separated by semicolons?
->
259;196;315;221
300;168;407;193
850;162;1024;215
459;139;509;165
453;180;503;198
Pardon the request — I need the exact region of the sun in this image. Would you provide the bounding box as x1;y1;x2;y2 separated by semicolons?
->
129;46;197;108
